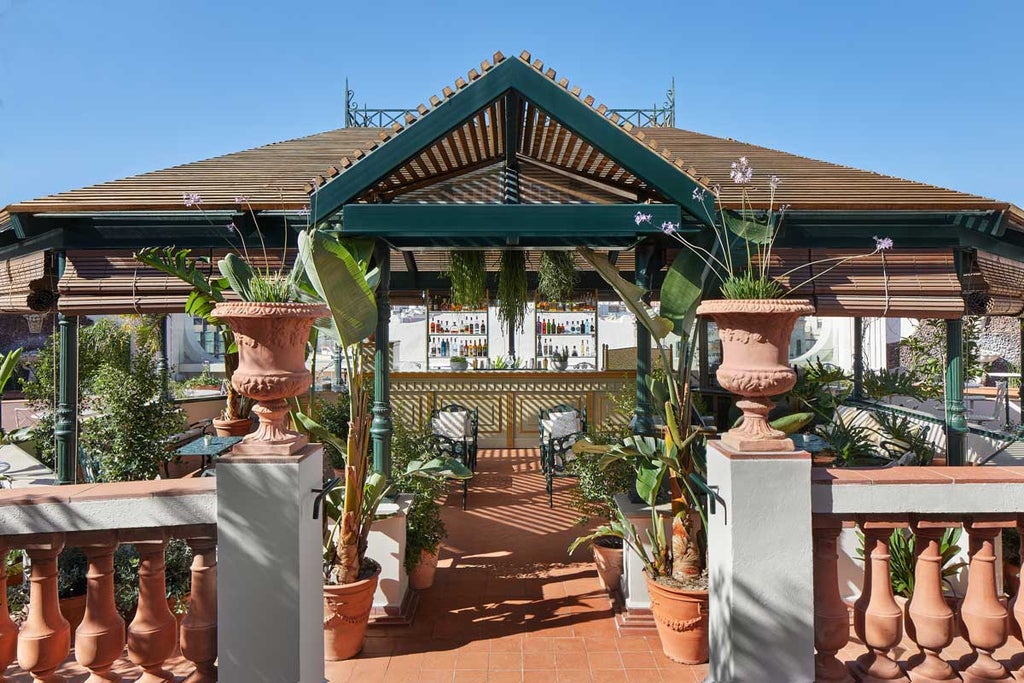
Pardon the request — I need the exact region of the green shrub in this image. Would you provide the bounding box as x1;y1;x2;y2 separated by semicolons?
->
567;423;634;524
390;421;448;573
314;393;351;470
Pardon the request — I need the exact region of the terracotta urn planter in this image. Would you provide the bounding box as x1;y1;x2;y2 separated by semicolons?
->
59;593;88;637
324;564;381;661
696;298;814;452
408;549;439;591
212;416;253;437
211;302;329;455
645;575;709;664
592;538;623;593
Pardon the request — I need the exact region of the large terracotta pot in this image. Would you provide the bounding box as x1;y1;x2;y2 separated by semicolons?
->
592;539;623;593
212;416;253;437
211;302;328;455
324;565;381;661
696;298;814;452
59;593;87;637
645;575;709;664
408;549;439;591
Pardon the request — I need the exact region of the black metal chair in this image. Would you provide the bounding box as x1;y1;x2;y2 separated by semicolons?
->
428;403;479;509
538;404;587;507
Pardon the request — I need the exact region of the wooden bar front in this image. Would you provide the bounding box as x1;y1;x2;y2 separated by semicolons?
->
391;371;634;448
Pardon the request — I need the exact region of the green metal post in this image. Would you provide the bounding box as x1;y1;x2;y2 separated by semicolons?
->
634;243;655;435
370;242;393;482
944;318;968;465
55;251;79;485
157;314;170;400
852;318;864;400
332;342;343;390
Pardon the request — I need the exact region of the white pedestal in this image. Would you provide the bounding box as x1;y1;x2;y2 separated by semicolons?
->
216;446;326;683
705;441;815;683
366;494;415;623
614;494;671;611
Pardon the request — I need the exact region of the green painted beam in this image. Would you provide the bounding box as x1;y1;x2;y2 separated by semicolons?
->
313;58;714;223
343;203;685;241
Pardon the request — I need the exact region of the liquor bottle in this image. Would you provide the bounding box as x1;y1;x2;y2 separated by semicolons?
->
481;320;486;335
572;346;579;357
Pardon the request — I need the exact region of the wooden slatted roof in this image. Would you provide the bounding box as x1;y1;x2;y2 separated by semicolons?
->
6;124;1018;220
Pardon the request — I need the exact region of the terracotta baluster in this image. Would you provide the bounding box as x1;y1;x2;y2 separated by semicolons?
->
960;522;1012;683
126;538;176;683
853;522;909;682
814;520;855;683
17;534;70;683
0;543;20;681
74;533;125;683
180;536;217;683
904;522;959;682
1010;523;1023;646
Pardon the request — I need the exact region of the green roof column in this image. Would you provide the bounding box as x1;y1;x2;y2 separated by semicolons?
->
55;311;79;485
944;317;968;465
157;314;170;400
370;242;393;483
634;243;657;436
853;318;865;400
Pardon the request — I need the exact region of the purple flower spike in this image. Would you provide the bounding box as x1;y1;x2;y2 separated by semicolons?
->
298;205;311;216
692;187;707;202
874;236;894;250
182;192;202;207
661;221;677;235
778;203;792;215
634;211;653;226
234;195;248;205
227;222;236;233
770;175;782;190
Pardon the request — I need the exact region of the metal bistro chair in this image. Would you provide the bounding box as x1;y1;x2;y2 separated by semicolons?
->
428;403;479;510
538;404;588;508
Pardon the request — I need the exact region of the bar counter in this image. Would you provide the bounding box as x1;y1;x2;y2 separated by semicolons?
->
391;370;634;448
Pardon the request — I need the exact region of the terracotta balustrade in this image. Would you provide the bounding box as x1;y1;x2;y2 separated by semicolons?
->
0;480;217;681
811;467;1024;681
812;518;854;683
853;521;909;682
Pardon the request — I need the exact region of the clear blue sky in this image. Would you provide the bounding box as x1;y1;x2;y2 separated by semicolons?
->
1;0;1022;208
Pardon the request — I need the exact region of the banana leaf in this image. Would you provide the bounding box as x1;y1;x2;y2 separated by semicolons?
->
218;253;256;302
723;211;774;245
299;231;378;346
0;348;22;391
659;247;710;341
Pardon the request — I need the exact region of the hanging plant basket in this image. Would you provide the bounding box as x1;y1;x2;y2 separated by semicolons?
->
445;251;487;309
497;251;528;334
538;251;579;302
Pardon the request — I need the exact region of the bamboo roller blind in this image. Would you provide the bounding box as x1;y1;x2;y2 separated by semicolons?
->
0;251;57;314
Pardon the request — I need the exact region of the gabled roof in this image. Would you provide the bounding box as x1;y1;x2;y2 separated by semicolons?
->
308;51;714;223
3;50;1021;235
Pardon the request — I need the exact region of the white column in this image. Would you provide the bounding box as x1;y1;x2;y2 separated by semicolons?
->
614;494;671;611
366;494;411;618
706;441;815;683
216;446;326;683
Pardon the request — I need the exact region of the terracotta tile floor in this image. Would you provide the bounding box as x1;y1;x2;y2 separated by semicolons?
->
327;447;709;683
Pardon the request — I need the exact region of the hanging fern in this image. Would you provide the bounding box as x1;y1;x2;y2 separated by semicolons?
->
445;251;487;309
537;251;579;302
497;250;528;333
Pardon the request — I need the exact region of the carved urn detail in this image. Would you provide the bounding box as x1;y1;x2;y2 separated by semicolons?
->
211;301;329;455
696;298;813;452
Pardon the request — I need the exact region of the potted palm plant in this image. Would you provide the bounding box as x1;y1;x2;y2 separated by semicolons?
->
293;231;471;660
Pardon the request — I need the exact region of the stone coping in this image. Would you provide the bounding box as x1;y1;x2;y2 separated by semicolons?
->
813;466;1024;485
0;477;214;506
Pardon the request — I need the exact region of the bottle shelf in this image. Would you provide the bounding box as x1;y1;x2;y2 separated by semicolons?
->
430;334;488;338
538;333;596;337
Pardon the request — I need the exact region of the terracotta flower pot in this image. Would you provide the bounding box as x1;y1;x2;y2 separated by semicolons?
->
696;298;814;452
59;593;88;638
212;416;253;437
324;564;381;661
645;575;709;665
592;539;623;593
408;550;439;591
211;302;328;455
